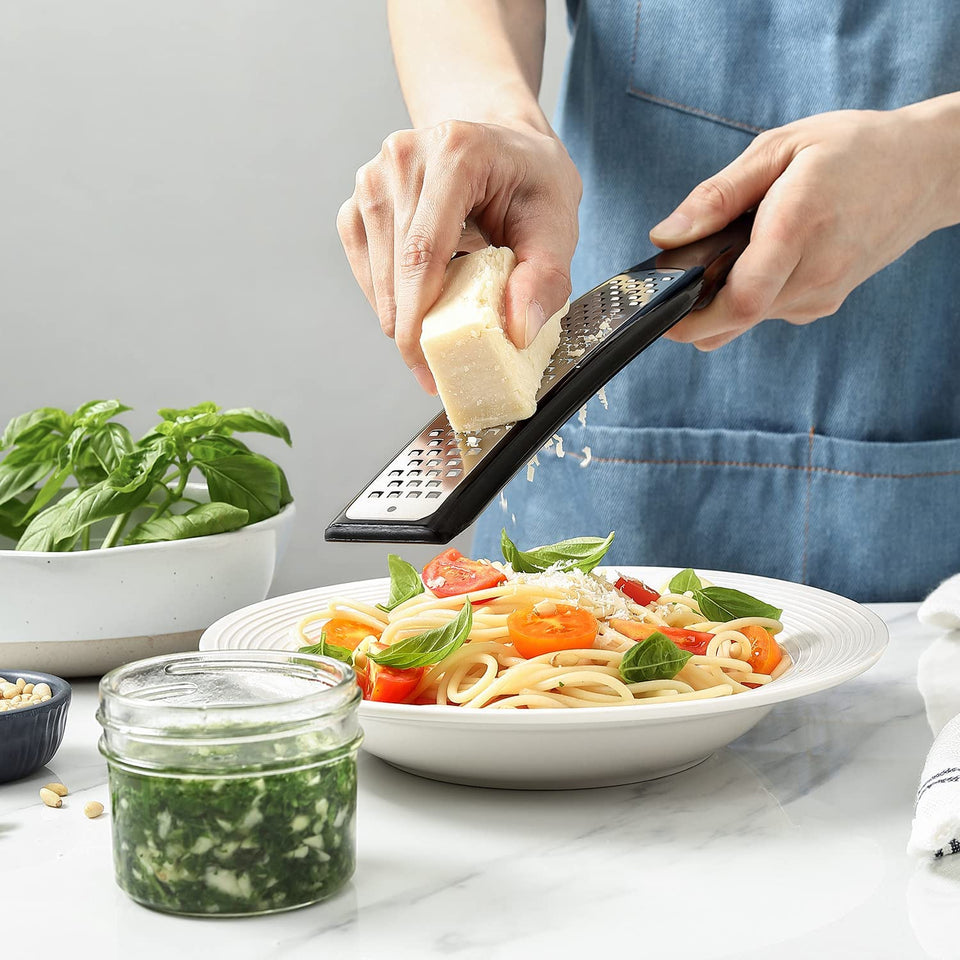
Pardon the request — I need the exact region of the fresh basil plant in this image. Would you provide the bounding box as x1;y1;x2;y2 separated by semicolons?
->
0;400;292;551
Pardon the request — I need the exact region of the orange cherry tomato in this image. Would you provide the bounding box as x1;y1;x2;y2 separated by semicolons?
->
610;619;715;656
507;603;599;659
324;617;381;651
355;660;423;703
422;548;507;599
739;624;783;676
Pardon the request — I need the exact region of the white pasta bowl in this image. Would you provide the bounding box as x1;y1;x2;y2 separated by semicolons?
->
200;566;888;789
0;502;295;677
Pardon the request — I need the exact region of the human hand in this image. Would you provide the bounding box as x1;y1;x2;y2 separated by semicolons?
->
649;106;957;350
337;120;581;392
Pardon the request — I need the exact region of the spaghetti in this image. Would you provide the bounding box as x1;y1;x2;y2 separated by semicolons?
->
296;552;791;709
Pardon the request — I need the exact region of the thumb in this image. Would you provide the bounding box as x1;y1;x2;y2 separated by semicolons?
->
649;136;789;248
503;236;575;349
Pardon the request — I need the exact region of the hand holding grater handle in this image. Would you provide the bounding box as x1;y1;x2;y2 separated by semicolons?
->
326;214;754;544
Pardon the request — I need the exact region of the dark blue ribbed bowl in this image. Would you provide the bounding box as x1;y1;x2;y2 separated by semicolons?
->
0;669;71;783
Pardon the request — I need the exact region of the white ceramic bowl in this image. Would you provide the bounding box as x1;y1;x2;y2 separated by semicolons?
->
0;503;295;676
200;566;889;789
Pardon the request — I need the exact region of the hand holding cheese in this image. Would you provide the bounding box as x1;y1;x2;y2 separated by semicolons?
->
420;246;568;433
336;118;581;395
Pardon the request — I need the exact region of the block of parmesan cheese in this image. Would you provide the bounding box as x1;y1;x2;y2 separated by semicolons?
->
419;246;566;434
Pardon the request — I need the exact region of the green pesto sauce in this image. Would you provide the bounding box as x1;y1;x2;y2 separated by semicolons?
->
108;755;356;916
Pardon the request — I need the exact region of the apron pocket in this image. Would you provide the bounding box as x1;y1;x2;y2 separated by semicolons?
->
626;0;957;133
473;425;960;602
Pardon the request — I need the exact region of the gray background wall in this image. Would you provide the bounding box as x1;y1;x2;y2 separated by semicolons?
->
0;1;570;594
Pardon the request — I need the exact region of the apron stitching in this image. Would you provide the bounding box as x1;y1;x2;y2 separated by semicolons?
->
802;426;815;585
567;452;960;481
627;3;765;136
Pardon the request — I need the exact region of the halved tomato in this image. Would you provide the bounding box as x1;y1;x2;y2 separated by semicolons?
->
610;619;715;656
324;617;381;651
422;548;506;598
507;603;599;659
739;624;783;676
355;660;423;703
614;576;660;607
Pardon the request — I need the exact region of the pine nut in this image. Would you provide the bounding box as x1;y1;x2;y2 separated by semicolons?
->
83;802;104;819
39;788;62;808
43;782;68;797
15;678;25;692
1;684;17;700
33;683;52;699
22;683;33;695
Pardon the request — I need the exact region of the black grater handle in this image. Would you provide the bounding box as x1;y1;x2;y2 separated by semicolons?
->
325;213;754;544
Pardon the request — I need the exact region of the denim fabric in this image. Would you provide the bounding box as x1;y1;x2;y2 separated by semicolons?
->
473;1;960;601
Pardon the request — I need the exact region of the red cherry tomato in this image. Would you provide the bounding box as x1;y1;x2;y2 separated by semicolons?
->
614;576;661;607
610;619;715;656
355;660;424;703
422;548;506;598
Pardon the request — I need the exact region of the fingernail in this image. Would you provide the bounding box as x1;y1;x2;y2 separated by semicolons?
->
523;301;546;348
411;363;437;395
651;210;693;241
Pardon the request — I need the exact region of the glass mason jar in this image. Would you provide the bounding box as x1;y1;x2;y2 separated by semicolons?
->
97;650;362;917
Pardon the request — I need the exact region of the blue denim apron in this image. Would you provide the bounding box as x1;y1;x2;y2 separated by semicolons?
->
473;0;960;601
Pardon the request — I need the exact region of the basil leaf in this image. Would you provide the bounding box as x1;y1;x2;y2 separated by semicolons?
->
125;502;249;545
89;423;135;473
693;586;782;623
368;602;472;669
21;465;72;520
1;408;68;450
500;529;614;574
377;554;425;612
18;479;156;551
108;441;175;493
192;452;282;524
299;631;354;666
0;461;54;508
278;465;294;508
619;632;692;683
220;408;292;446
158;402;219;422
668;568;702;594
72;399;131;429
0;498;30;543
1;436;64;468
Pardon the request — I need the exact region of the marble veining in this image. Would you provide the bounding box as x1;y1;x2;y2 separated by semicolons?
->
0;603;956;959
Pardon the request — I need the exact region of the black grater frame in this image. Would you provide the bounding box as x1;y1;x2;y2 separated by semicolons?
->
326;216;753;544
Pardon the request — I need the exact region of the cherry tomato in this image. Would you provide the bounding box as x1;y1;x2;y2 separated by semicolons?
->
422;548;506;598
615;576;661;607
355;660;423;703
739;624;783;676
323;617;381;651
610;619;715;655
507;603;599;659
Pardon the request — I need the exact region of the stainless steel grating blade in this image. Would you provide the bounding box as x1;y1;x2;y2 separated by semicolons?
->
326;216;752;543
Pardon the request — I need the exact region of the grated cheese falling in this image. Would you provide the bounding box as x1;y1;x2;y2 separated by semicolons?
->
578;406;588;427
579;446;592;468
598;386;608;409
526;455;540;483
554;434;564;458
499;490;508;513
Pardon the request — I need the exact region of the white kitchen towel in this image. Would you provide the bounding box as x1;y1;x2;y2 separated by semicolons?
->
918;574;960;631
909;713;960;859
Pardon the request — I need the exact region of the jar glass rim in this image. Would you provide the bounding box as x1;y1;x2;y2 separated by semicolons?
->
98;649;359;738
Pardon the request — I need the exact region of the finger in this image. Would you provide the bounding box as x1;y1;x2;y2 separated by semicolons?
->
665;231;801;345
503;202;577;348
336;198;377;313
394;168;478;395
354;162;398;337
650;134;790;248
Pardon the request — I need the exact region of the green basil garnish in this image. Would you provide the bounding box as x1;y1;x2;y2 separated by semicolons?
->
367;602;472;669
668;568;702;594
376;554;425;613
500;529;614;574
693;586;782;623
299;630;354;665
619;632;692;683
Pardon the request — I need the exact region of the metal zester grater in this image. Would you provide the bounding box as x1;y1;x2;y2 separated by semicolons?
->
326;215;753;544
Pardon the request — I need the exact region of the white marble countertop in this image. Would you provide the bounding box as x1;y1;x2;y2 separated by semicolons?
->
3;602;959;959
